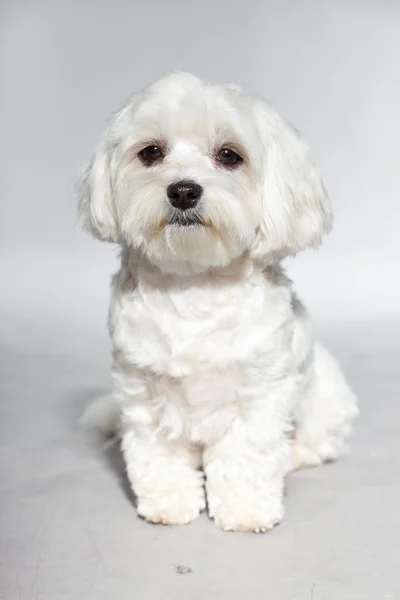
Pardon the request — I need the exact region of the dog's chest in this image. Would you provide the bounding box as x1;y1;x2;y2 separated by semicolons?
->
111;273;290;379
110;269;294;443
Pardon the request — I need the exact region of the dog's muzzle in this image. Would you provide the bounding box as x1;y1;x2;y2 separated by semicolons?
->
166;180;205;227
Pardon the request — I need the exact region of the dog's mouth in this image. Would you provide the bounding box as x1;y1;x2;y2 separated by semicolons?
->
167;212;205;227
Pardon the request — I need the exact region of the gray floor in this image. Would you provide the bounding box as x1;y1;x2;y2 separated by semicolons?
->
1;319;399;600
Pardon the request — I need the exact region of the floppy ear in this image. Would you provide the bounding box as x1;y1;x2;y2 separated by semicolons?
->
76;136;121;243
253;102;333;259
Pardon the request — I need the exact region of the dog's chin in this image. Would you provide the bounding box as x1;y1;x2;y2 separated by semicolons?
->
143;221;242;274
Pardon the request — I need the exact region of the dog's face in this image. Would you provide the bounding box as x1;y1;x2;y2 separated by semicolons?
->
78;73;332;272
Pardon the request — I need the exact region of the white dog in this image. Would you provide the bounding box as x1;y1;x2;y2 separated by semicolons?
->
78;72;358;533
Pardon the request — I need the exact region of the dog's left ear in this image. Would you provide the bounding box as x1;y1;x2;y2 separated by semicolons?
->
253;101;333;258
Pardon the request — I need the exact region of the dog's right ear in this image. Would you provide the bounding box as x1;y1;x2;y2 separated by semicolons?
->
76;134;120;243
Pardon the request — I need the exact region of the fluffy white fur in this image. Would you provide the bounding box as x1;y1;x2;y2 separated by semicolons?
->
78;72;358;532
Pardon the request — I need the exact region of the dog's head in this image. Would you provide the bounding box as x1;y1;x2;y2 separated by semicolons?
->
77;72;332;272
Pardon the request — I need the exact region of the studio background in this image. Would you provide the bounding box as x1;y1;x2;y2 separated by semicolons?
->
1;2;399;600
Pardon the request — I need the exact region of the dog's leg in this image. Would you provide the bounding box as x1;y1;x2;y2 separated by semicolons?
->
121;425;205;526
292;343;358;470
203;401;292;533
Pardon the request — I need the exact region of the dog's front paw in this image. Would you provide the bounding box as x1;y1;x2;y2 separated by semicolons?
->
209;499;283;533
137;484;206;526
207;481;283;533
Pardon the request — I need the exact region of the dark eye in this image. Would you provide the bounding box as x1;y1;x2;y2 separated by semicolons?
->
216;148;243;168
138;145;164;165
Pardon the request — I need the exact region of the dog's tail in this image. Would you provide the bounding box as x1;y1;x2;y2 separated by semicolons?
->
80;395;120;437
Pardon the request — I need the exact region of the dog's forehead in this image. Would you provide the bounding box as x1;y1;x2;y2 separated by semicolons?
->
131;82;255;143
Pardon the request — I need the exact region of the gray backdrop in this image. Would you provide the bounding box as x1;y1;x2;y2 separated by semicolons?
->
1;2;399;599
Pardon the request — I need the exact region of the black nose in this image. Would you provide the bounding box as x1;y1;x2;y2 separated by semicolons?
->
167;180;203;211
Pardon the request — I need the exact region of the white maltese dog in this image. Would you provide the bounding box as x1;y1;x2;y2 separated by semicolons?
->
78;72;358;533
